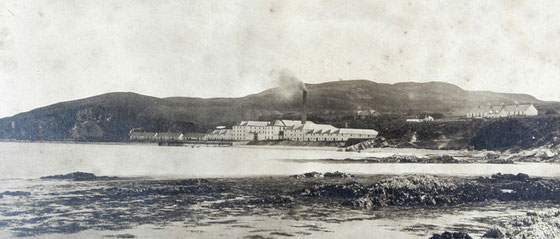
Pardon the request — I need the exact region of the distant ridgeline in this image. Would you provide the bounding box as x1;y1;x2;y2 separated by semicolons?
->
0;80;558;150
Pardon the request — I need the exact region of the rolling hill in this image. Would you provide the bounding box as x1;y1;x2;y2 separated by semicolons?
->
0;80;557;141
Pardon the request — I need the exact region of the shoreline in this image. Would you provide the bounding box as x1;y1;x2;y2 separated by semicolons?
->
2;172;559;238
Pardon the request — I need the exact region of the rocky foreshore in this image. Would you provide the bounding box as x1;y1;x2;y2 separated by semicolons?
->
2;172;559;238
295;173;560;209
502;144;560;163
364;154;466;163
40;172;120;181
302;154;488;164
479;210;560;238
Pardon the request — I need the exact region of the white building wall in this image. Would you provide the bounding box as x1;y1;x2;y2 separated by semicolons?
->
525;105;538;116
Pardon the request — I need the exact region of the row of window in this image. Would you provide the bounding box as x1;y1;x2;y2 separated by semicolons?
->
470;111;527;117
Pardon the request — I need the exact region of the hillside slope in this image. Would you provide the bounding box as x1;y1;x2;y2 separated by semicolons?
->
0;80;556;141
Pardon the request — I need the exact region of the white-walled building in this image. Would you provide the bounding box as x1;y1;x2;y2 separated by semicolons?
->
205;129;233;140
232;121;270;141
467;104;538;118
209;119;378;142
406;115;434;123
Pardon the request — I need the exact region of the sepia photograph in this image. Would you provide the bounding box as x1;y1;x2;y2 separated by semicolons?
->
1;0;560;238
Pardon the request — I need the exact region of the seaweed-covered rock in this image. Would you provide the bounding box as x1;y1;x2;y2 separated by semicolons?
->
489;210;560;239
299;181;367;198
249;195;294;205
323;171;354;178
482;227;505;238
292;172;323;179
485;152;501;160
365;175;459;207
295;173;560;209
429;231;472;239
487;158;515;164
1;191;31;197
366;154;463;163
490;173;532;182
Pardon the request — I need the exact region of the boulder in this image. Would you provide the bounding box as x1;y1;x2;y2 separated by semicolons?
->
429;231;472;239
292;171;323;179
323;171;354;178
482;228;505;238
491;173;531;182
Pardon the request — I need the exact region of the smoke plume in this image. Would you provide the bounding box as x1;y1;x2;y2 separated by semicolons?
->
270;68;306;99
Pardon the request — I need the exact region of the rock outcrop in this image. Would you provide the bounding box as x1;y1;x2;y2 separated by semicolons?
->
297;173;560;209
40;172;119;181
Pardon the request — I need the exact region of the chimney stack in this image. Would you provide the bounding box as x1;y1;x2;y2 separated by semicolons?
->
302;90;308;125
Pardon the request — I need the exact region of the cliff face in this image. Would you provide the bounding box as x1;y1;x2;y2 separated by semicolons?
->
0;80;556;142
0;92;200;141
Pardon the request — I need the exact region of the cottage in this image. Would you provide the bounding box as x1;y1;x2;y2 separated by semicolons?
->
406;115;434;122
467;104;538;118
355;109;381;119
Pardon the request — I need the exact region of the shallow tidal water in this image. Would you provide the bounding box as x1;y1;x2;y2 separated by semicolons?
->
1;142;560;179
1;142;559;238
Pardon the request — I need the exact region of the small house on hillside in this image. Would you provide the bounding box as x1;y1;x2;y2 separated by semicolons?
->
467;104;538;118
130;132;157;141
355;110;381;119
406;115;434;123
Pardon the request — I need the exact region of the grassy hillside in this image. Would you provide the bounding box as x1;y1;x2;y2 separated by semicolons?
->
0;80;557;142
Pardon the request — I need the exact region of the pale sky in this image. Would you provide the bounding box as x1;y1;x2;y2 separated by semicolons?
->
1;0;559;118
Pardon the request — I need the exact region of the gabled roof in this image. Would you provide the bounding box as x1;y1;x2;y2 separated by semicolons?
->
338;128;378;135
269;120;313;127
237;121;270;127
281;120;307;126
502;104;534;112
312;129;323;134
292;123;337;132
469;105;502;114
470;104;535;114
209;129;232;135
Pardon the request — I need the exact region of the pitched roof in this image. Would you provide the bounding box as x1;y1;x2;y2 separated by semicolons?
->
470;104;534;114
282;120;308;126
338;128;379;135
502;104;533;112
209;129;232;135
293;123;337;132
237;121;270;127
